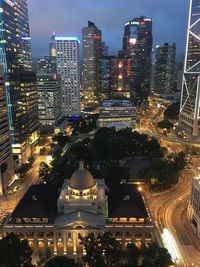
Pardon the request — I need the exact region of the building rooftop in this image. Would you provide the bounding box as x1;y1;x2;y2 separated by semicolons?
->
8;184;59;224
101;99;134;108
108;184;148;218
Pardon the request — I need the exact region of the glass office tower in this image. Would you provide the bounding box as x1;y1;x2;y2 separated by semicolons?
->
154;43;176;96
179;0;200;137
0;0;39;163
0;65;14;195
123;16;153;104
82;21;102;108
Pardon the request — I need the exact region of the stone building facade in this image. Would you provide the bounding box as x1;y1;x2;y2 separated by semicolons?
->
4;162;155;259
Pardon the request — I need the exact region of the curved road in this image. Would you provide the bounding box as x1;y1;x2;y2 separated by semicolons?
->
145;157;200;267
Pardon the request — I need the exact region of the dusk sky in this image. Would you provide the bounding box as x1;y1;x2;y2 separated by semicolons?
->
28;0;189;59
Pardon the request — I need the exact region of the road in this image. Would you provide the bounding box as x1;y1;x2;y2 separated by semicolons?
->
0;153;47;224
144;156;200;267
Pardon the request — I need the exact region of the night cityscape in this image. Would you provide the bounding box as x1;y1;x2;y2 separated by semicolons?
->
1;0;200;267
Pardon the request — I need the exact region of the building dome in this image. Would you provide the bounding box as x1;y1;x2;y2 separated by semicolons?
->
69;161;96;190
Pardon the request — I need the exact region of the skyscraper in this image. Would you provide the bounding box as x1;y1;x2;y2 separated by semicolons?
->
82;21;102;107
0;0;39;163
14;0;32;70
55;37;80;116
37;74;62;132
32;56;57;75
154;43;176;96
0;65;14;195
123;16;153;104
179;0;200;137
49;32;56;57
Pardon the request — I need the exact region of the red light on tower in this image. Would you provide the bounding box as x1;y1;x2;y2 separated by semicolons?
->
94;35;101;40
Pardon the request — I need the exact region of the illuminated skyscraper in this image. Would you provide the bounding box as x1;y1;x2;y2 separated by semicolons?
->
123;16;153;104
32;56;57;75
154;43;176;96
55;37;80;115
0;0;39;163
14;0;32;70
0;65;14;195
49;32;56;57
179;0;200;137
37;74;62;132
82;21;102;107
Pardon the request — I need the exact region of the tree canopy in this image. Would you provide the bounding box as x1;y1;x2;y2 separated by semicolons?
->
0;233;33;267
81;232;173;267
164;102;180;120
44;256;80;267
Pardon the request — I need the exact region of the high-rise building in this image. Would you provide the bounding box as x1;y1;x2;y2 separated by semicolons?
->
82;21;102;107
123;16;153;104
14;0;32;70
49;32;56;57
100;56;116;99
32;56;57;75
37;74;62;132
179;0;200;137
154;43;176;96
100;54;132;100
55;37;80;116
0;0;39;163
0;66;14;195
116;52;132;99
101;41;108;56
188;176;200;237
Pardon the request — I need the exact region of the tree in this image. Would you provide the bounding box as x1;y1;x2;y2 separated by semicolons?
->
82;232;125;267
164;102;180;120
44;256;81;267
125;243;140;267
39;162;51;181
53;133;70;147
0;233;33;267
141;243;173;267
157;120;173;130
81;233;173;267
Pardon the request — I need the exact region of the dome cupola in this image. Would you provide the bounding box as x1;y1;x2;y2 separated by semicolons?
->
69;161;96;191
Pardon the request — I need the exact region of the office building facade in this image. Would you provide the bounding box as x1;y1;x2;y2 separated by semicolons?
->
0;0;39;163
0;66;14;195
82;21;102;107
100;55;132;100
37;74;62;132
55;37;80;116
154;43;176;96
179;0;200;137
188;176;200;237
32;56;57;75
99;99;137;130
123;16;153;104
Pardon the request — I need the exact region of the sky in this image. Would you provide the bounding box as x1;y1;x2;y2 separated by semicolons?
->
28;0;189;59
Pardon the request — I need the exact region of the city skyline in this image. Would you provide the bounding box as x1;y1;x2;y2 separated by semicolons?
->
28;0;188;58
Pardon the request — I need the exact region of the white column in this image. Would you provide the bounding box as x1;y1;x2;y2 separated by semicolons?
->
63;232;67;255
53;233;57;255
82;232;86;255
73;233;77;255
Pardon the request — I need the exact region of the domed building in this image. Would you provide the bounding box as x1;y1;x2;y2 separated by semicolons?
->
57;161;106;216
4;162;155;259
